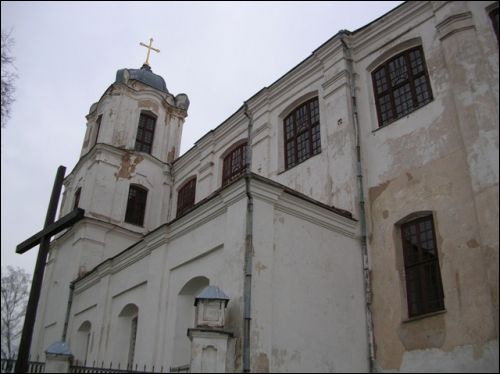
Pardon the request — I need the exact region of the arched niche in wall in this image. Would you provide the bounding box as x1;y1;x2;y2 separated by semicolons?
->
114;303;139;369
73;320;92;365
172;276;210;367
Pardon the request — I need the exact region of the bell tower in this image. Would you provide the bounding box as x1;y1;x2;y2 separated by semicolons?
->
32;42;189;357
65;54;190;263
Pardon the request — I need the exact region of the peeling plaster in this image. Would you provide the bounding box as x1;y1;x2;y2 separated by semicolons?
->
114;152;144;180
254;353;269;373
467;238;480;248
138;99;159;114
398;314;446;351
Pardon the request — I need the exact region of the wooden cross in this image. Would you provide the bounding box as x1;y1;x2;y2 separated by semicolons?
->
139;38;160;66
15;166;85;373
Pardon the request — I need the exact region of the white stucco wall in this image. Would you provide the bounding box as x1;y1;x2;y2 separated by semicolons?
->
65;178;365;372
32;2;498;372
250;182;367;372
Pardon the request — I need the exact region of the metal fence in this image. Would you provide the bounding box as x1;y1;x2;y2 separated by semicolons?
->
70;362;184;373
169;364;190;373
1;358;189;373
1;358;45;373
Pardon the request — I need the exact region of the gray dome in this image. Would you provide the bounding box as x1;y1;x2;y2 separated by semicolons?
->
115;64;168;92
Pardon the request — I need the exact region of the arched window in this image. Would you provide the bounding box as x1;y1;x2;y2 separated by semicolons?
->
125;185;148;226
284;97;321;169
372;46;433;127
134;112;156;154
177;177;196;217
222;141;247;186
401;215;444;317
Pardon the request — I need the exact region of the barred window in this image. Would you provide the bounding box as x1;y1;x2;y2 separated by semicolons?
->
125;185;148;226
134;113;156;154
284;97;321;169
177;177;196;217
222;142;247;186
401;216;444;318
372;46;433;127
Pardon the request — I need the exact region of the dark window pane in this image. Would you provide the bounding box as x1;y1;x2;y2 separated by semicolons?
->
378;94;393;125
409;49;424;75
401;216;444;317
373;46;433;127
414;76;432;105
311;125;321;154
388;55;408;86
222;143;247;186
310;99;320;124
283;97;321;169
177;178;197;217
125;185;148;226
286;141;296;168
285;117;294;140
394;83;414;117
134;113;156;155
374;68;388;94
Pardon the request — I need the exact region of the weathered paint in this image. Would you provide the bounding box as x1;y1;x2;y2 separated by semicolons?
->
353;1;498;371
31;1;498;372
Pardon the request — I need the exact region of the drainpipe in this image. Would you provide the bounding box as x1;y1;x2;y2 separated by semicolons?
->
340;34;376;372
243;102;254;373
62;281;75;342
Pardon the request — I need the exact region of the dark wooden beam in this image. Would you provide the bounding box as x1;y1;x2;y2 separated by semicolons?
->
16;208;85;254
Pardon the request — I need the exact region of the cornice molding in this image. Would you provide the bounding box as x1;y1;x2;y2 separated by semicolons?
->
350;2;432;57
73;175;357;294
435;11;475;41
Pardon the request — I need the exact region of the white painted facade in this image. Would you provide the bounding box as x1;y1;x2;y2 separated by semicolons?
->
31;1;498;372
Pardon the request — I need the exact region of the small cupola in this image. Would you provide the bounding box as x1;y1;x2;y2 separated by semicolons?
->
194;285;230;328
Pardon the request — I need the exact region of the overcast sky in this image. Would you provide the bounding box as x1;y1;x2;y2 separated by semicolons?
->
1;1;402;275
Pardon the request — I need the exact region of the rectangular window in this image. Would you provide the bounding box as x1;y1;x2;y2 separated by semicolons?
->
125;185;148;226
372;46;433;127
401;216;444;317
134;113;156;154
284;97;321;169
177;178;196;217
222;143;247;186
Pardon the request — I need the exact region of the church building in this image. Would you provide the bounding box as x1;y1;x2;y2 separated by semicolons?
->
30;1;498;372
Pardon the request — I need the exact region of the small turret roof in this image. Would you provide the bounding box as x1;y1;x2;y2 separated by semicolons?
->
195;285;230;306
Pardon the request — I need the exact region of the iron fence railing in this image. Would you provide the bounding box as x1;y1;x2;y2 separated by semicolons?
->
1;358;45;373
1;358;189;373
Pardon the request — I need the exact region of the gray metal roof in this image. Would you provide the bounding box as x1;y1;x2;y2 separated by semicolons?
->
115;64;168;93
195;285;230;306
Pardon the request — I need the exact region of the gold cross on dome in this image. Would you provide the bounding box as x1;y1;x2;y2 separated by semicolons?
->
140;38;160;66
